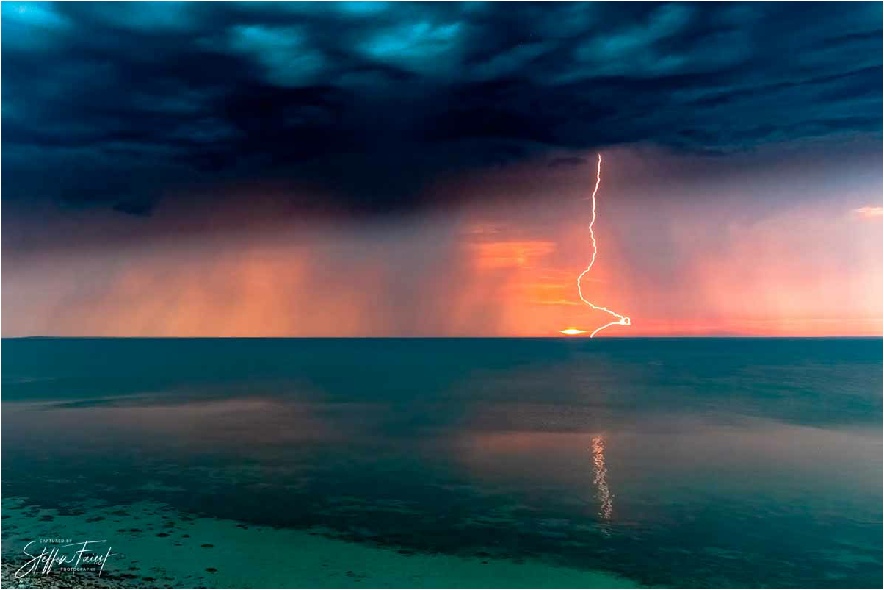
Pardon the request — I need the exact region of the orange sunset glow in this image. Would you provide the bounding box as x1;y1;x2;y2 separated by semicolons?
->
560;328;588;336
3;148;881;338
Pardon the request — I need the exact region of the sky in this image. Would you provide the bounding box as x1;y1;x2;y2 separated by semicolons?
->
2;1;882;337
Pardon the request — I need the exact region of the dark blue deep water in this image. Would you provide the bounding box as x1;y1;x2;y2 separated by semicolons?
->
2;338;882;588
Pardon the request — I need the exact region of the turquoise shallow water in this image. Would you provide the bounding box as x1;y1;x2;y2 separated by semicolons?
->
2;338;882;588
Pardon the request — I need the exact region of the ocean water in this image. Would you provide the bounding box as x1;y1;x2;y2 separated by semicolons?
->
2;338;881;588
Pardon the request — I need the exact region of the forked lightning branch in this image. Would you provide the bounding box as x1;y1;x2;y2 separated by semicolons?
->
561;154;631;338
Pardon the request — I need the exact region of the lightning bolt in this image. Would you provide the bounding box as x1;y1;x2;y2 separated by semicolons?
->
568;153;631;338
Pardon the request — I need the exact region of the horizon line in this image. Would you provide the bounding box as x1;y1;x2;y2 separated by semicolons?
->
3;335;882;340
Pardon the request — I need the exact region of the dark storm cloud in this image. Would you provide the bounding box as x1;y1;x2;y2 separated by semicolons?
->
548;157;588;169
2;1;881;216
